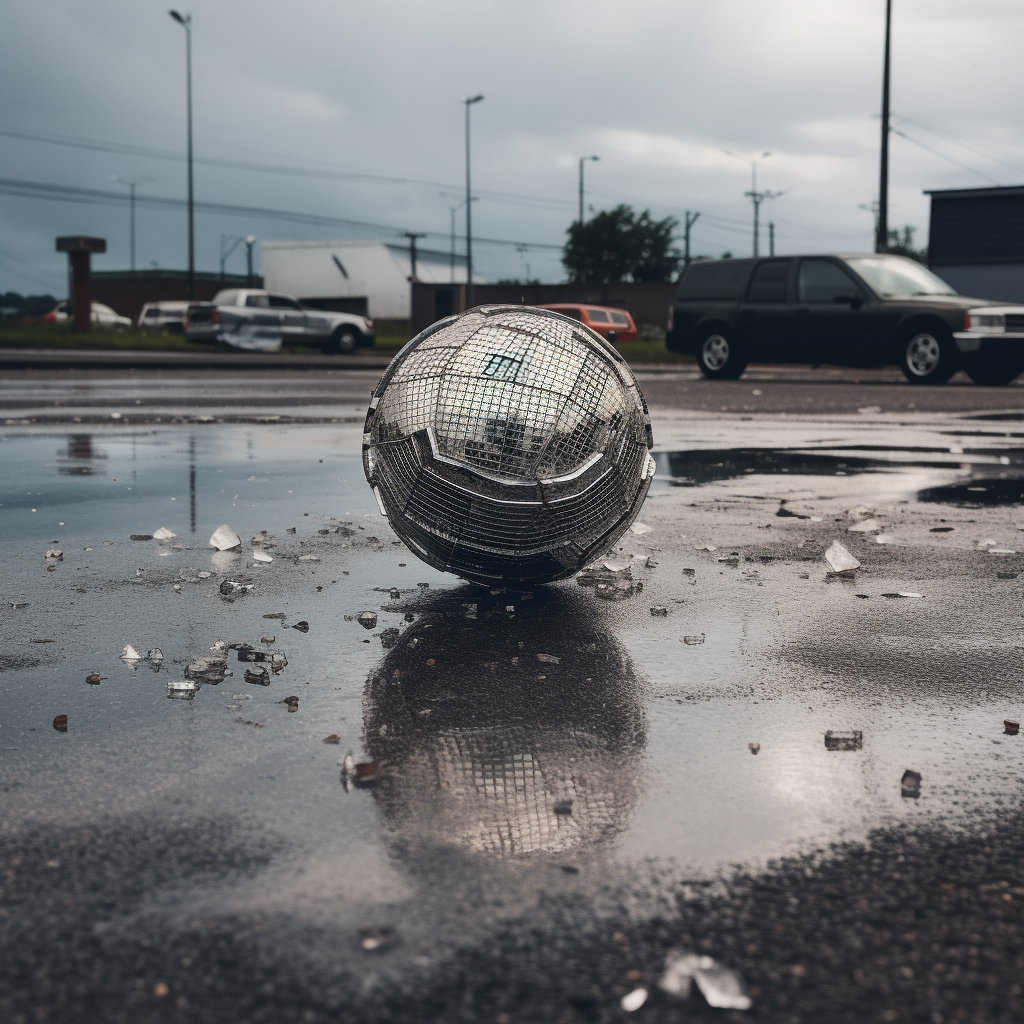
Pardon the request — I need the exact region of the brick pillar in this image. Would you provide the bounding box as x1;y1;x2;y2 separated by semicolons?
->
56;236;107;333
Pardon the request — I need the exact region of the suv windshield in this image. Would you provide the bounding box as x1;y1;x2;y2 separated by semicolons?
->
843;256;957;298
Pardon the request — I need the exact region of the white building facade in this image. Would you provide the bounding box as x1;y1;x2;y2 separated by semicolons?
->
261;239;470;322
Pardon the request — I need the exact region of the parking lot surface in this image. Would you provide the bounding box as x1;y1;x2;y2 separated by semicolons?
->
2;367;1023;1022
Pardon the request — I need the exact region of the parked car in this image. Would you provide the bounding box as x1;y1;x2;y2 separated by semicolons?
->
538;303;637;342
138;300;191;333
665;254;1024;385
43;301;132;329
184;289;374;353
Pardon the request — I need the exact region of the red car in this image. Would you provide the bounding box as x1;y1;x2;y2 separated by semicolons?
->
538;303;638;342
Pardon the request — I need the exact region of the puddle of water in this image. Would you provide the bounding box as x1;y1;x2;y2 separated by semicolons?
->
654;447;1024;506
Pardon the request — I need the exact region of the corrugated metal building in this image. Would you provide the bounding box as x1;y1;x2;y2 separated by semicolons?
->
261;239;470;329
926;185;1024;302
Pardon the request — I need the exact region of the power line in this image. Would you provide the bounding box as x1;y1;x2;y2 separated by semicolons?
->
889;127;1002;185
0;124;575;213
0;176;565;252
893;115;1024;178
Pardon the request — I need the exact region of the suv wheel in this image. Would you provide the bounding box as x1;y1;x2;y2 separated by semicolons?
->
697;328;747;380
899;328;957;384
325;327;359;354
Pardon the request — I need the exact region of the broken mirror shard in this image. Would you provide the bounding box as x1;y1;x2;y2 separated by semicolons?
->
1005;720;1020;735
620;988;648;1012
824;541;861;573
659;951;752;1010
362;305;655;587
167;680;197;700
824;730;863;751
209;524;241;551
152;527;176;541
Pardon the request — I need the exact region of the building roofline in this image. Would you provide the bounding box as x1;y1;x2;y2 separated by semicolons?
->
924;185;1024;199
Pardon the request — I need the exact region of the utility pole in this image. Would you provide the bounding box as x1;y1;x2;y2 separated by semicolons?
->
404;231;426;282
725;151;781;257
683;211;700;268
769;222;775;257
462;94;484;308
876;0;893;253
111;176;152;272
245;235;255;286
578;155;599;225
169;10;195;298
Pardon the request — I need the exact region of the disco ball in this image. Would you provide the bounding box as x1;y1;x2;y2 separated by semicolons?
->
362;305;655;586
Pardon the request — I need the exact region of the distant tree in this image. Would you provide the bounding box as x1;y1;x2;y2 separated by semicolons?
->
0;292;58;317
886;225;926;263
563;205;681;284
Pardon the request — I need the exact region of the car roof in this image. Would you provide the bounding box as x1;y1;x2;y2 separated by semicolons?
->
539;303;632;314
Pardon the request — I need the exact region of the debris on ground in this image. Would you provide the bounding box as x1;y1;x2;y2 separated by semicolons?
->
901;769;922;798
824;541;860;573
45;548;63;560
682;634;705;646
358;927;398;952
552;799;573;816
129;534;153;541
86;673;105;685
848;518;881;533
380;627;401;648
930;526;954;533
536;653;561;664
298;554;320;562
825;730;863;751
52;715;68;732
152;527;176;541
120;644;143;663
749;742;760;755
355;611;377;630
264;612;286;619
244;668;270;685
988;548;1017;556
185;652;228;684
650;606;668;616
881;591;923;599
260;635;276;645
235;717;264;728
629;522;652;535
659;950;752;1009
323;734;340;744
147;648;163;663
620;987;648;1012
292;620;310;633
1003;720;1019;735
167;680;197;700
219;580;253;596
209;524;242;551
251;531;275;547
776;501;810;519
253;550;273;563
231;694;252;701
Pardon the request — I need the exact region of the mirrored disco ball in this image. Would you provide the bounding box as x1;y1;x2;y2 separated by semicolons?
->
363;305;655;586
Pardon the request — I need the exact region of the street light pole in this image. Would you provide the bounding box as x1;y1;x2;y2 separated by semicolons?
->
111;176;153;272
169;10;194;299
244;235;255;287
578;155;599;226
876;0;893;253
726;150;783;257
462;94;483;309
404;231;426;282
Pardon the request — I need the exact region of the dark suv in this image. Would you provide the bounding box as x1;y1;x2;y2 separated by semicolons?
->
665;253;1024;385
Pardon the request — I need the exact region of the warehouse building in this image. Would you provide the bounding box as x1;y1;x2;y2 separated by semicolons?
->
261;239;470;332
926;185;1024;302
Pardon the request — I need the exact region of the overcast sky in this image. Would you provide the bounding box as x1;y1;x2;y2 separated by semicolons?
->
2;0;1023;295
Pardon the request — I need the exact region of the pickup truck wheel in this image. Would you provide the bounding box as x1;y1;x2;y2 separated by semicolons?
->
963;354;1024;386
326;327;359;354
697;328;747;380
898;328;957;384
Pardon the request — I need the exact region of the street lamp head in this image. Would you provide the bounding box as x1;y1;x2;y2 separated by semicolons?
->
245;235;256;245
169;9;189;26
463;94;484;105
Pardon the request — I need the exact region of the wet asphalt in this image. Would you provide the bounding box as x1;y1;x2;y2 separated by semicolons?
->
2;365;1023;1023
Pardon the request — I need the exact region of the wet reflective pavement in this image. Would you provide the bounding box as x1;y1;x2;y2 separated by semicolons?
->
3;400;1024;1022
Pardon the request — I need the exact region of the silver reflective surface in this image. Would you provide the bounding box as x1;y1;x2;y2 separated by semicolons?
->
363;305;655;586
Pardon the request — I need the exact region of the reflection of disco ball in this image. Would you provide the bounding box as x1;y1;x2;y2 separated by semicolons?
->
363;590;646;859
363;305;655;586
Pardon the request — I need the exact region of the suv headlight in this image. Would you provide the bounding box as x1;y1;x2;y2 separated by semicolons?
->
967;311;1005;332
363;318;373;330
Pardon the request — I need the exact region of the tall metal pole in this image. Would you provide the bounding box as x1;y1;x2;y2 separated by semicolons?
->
111;176;152;272
450;206;456;283
769;221;775;257
876;0;892;253
751;162;760;257
463;95;483;308
683;211;700;269
170;12;195;298
404;232;426;282
578;155;600;226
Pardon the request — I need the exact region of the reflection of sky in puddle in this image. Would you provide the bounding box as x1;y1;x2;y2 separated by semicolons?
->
1;423;1022;912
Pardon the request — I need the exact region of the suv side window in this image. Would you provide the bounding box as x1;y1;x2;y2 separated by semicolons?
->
798;260;860;303
746;260;792;303
245;294;270;308
677;260;754;300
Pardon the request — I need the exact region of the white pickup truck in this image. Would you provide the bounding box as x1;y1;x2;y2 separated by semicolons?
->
184;288;374;353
